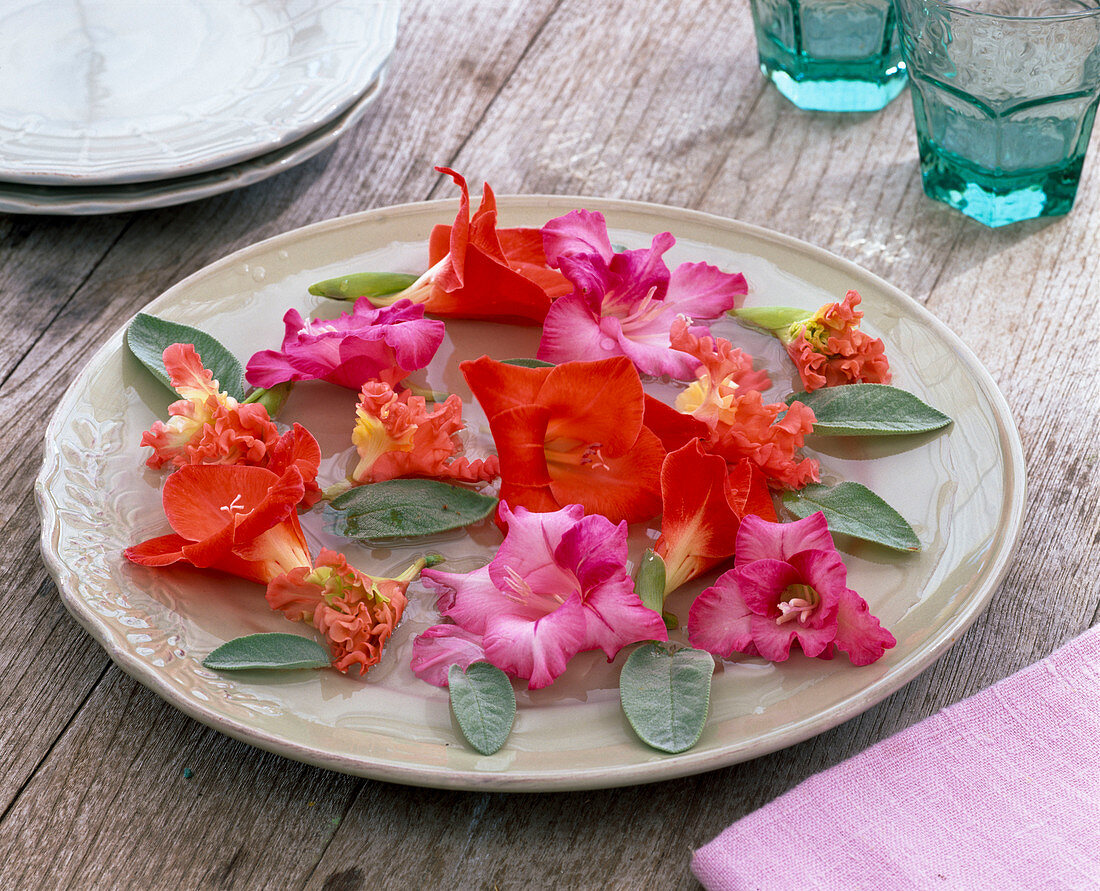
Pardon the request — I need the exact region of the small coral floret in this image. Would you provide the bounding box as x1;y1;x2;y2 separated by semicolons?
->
785;290;892;392
266;548;416;674
348;381;499;485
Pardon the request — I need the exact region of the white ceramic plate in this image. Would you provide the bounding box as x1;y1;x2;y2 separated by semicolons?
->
0;0;400;186
35;198;1025;791
0;73;385;216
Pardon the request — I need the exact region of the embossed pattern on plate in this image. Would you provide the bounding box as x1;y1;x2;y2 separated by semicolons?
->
35;198;1026;791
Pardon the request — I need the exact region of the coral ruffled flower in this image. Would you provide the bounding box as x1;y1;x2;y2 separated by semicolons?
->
410;503;667;689
461;355;666;525
124;464;313;585
536;210;748;378
671;320;819;491
687;513;896;666
266;549;421;674
342;381;499;486
141;343;280;470
244;298;444;391
654;440;776;596
784;290;892;392
374;167;566;324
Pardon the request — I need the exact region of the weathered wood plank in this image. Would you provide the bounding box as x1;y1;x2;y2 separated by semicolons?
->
0;0;1097;887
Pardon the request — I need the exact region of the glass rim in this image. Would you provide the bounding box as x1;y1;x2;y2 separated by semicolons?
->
920;0;1100;21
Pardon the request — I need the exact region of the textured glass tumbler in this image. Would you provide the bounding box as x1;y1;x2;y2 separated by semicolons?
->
749;0;908;111
896;0;1100;226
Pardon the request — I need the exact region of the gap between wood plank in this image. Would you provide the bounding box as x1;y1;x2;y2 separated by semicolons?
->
0;218;134;393
427;0;567;201
0;660;112;829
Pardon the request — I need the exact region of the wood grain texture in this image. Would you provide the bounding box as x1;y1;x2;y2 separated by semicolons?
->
1;0;1098;887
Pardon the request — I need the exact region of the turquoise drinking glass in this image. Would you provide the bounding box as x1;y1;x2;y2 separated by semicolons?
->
749;0;908;111
896;0;1100;226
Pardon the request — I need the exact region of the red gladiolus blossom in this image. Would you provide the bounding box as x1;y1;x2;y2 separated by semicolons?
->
266;549;419;674
461;355;666;525
124;464;313;585
655;440;776;595
784;290;892;392
383;167;565;323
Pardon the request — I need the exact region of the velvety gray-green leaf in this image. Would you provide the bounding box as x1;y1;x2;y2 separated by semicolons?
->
202;633;330;671
788;384;952;436
732;305;810;337
620;644;714;754
449;662;516;755
499;357;555;368
634;549;666;615
127;313;245;401
307;271;419;300
782;482;920;551
326;479;498;541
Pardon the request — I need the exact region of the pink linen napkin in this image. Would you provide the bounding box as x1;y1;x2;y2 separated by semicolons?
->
692;624;1100;890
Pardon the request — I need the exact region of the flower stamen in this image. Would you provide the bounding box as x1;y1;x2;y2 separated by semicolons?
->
776;584;820;625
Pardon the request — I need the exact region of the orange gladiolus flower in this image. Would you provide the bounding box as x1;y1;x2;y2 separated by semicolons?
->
655;440;776;595
267;549;423;674
124;464;313;585
784;290;892;392
375;167;566;324
141;343;279;470
344;381;499;487
461;355;666;524
671;320;819;491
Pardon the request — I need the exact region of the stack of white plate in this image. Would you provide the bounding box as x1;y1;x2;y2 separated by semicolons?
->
0;0;400;215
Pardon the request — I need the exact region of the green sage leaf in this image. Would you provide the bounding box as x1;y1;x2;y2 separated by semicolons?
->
782;482;920;551
733;305;810;338
634;549;666;615
499;357;555;368
326;479;498;541
789;384;952;437
127;313;245;401
308;271;419;300
620;644;714;754
202;633;330;671
449;662;516;755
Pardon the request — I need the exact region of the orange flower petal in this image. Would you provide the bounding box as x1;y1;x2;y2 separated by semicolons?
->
461;355;552;419
488;404;554;486
547;425;664;525
539;357;644;456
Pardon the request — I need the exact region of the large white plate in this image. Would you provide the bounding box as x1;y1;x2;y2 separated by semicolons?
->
0;73;385;216
35;198;1025;792
0;0;399;186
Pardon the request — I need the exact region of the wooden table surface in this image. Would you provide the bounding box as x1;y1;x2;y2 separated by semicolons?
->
3;2;1098;888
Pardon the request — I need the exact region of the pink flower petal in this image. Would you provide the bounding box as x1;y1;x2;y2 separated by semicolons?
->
536;293;619;365
420;565;502;635
542;209;615;266
483;594;590;689
687;570;757;657
409;625;489;687
833;588;897;666
665;261;748;319
733;558;802;616
734;513;836;566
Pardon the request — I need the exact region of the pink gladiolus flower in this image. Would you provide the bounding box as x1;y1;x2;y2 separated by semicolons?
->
671;320;819;491
245;298;445;391
141;343;280;469
783;290;892;392
267;549;422;674
344;381;499;486
687;513;896;666
536;210;747;379
411;503;667;689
